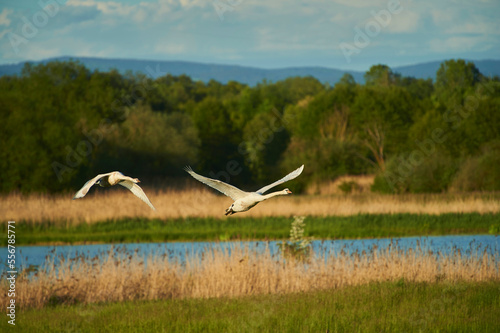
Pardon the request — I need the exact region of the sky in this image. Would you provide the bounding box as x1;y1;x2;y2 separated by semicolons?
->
0;0;498;71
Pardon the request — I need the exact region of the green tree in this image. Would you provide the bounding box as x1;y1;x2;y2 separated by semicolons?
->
190;96;242;176
350;85;414;171
100;104;199;177
364;64;400;86
241;110;290;183
435;59;481;108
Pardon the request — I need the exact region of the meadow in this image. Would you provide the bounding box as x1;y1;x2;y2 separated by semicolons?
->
1;239;499;331
2;282;499;332
2;190;499;331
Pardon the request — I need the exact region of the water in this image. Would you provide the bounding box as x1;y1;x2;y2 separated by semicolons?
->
1;235;498;273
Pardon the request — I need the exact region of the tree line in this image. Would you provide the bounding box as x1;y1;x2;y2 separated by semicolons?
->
1;59;498;194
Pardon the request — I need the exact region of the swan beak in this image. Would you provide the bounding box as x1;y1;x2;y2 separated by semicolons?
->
286;189;292;194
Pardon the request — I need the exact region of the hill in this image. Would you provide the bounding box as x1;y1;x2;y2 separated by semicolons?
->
0;56;498;86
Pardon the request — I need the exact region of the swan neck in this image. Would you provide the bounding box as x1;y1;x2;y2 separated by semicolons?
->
262;191;287;199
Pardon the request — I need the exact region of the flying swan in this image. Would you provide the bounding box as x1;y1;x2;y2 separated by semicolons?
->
73;171;156;210
185;165;304;215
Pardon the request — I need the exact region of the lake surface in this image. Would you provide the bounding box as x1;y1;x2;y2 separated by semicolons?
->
1;235;498;272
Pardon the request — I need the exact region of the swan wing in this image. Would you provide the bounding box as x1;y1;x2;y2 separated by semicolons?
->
184;166;249;201
73;172;114;199
256;165;304;194
118;180;156;210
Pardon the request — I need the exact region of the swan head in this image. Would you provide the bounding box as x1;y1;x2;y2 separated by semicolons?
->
283;188;292;194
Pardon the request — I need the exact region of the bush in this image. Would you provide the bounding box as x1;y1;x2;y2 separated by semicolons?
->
372;152;457;193
338;181;359;194
450;141;500;192
281;138;370;193
278;216;312;263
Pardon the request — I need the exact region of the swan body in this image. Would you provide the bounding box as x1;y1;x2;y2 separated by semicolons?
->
185;165;304;215
73;171;156;210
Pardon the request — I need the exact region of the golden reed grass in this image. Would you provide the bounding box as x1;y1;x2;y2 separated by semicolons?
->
2;187;500;225
2;243;498;310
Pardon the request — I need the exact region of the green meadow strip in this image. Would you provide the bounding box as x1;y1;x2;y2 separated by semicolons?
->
6;281;500;333
2;213;499;246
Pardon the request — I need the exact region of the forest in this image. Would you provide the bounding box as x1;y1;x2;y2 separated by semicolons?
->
1;59;499;194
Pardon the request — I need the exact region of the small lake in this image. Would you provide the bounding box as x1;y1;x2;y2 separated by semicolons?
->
1;235;498;272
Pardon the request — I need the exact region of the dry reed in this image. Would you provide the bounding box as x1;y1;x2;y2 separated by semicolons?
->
2;188;500;225
2;243;498;310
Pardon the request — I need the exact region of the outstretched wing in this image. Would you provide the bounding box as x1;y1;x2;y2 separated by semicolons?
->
256;165;304;194
118;181;156;210
73;172;113;199
184;166;249;201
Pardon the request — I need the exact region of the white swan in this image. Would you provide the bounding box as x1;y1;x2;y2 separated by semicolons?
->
73;171;156;210
185;165;304;215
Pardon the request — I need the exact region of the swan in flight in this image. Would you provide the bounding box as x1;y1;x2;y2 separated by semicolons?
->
73;171;156;210
185;165;304;215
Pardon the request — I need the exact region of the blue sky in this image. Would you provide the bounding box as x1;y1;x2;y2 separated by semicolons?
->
0;0;498;71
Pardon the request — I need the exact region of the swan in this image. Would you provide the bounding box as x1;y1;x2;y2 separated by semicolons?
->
185;165;304;215
73;171;156;210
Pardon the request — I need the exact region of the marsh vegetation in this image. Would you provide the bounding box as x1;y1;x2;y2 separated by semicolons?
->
2;235;498;311
3;189;500;225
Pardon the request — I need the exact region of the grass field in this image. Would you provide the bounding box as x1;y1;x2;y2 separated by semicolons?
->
3;213;498;246
2;281;499;332
3;190;500;225
2;190;499;331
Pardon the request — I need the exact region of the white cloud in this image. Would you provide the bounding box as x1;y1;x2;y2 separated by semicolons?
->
0;0;498;69
21;43;61;60
132;7;148;23
0;8;13;26
385;10;419;33
429;8;454;27
67;0;134;16
429;36;488;53
154;42;187;55
332;0;386;8
444;15;500;35
0;29;10;39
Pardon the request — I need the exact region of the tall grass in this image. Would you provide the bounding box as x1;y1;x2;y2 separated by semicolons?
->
2;240;498;311
2;189;500;225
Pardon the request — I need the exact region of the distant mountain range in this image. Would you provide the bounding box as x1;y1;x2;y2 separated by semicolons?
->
0;56;498;86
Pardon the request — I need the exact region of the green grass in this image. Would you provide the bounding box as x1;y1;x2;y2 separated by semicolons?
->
4;281;499;332
2;213;499;246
